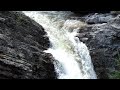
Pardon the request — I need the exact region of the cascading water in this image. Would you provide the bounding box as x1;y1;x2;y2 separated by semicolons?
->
23;11;97;79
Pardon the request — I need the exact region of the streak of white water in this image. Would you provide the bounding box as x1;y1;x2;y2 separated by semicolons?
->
23;11;97;79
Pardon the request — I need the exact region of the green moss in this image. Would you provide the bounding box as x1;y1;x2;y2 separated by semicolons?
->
109;50;120;79
109;71;120;79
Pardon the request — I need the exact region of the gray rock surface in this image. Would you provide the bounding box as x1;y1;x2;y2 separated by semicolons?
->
0;11;57;79
76;13;120;79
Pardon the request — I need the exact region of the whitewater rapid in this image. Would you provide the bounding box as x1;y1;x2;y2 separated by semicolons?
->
23;11;97;79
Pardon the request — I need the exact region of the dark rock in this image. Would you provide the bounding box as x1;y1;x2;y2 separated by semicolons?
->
0;11;57;79
78;13;120;79
85;13;113;24
73;11;110;16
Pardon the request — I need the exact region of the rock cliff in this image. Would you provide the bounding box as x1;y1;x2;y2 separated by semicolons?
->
0;11;56;79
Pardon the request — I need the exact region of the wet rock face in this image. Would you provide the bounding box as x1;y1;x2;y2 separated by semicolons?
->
77;13;120;79
0;11;57;79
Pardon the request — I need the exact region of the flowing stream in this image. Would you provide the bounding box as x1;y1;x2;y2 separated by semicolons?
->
23;11;97;79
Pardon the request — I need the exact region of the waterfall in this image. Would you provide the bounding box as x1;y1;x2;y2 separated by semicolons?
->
23;11;97;79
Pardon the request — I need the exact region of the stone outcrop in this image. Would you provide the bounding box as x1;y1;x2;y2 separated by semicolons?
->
0;11;56;79
75;12;120;79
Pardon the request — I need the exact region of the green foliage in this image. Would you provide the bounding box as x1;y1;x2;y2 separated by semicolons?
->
109;71;120;79
109;50;120;79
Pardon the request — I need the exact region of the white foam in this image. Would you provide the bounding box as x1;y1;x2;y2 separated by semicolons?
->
23;11;97;79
